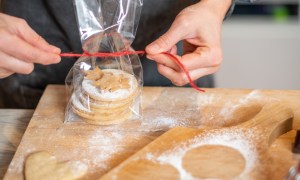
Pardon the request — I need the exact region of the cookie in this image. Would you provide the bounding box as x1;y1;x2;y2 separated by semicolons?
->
71;94;132;121
70;68;139;125
25;151;87;180
81;69;138;102
78;91;135;111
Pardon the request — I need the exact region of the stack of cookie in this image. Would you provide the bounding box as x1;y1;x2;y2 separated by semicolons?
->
71;67;139;125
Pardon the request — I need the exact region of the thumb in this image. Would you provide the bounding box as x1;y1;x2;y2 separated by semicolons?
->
146;21;185;54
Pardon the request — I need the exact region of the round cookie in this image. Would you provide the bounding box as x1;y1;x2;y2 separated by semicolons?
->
79;90;136;110
71;69;139;125
81;69;138;102
71;90;132;125
80;111;132;125
72;105;132;125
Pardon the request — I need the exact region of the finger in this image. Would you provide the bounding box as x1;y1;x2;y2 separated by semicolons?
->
0;51;34;74
147;45;177;60
0;31;61;65
14;18;61;54
148;53;181;72
146;18;188;54
148;46;222;74
147;45;180;71
157;63;219;86
181;46;222;70
0;68;14;79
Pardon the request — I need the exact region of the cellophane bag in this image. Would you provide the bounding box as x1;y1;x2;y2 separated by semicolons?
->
65;0;143;126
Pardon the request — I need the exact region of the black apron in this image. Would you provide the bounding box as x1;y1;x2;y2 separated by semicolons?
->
0;0;213;108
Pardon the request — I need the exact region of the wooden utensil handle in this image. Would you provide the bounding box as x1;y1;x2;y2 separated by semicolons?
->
238;103;294;145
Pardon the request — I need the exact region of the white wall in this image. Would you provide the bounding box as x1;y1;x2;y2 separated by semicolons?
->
216;18;300;90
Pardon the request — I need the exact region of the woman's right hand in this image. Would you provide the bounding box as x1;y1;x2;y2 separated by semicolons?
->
0;13;61;78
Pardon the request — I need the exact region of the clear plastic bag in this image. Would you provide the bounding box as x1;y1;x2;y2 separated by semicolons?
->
65;0;143;125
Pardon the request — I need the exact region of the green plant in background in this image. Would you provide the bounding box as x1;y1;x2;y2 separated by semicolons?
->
273;6;289;22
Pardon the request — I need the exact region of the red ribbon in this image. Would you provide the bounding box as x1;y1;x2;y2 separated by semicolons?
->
60;51;205;92
60;50;146;58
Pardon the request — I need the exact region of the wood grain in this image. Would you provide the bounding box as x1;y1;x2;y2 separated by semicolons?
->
3;86;300;179
0;109;33;179
183;145;245;179
100;103;293;179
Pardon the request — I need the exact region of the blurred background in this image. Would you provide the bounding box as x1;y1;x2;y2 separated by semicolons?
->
216;0;300;90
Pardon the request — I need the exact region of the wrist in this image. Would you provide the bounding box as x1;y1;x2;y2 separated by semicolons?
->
199;0;233;20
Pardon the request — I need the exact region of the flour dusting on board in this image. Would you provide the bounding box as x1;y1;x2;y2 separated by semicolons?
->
147;147;196;179
141;89;205;130
197;90;282;127
83;130;126;172
145;116;180;129
219;90;263;120
197;92;219;107
142;128;265;179
141;90;280;130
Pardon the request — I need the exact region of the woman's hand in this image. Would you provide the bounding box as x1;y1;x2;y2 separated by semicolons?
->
146;0;232;86
0;13;61;78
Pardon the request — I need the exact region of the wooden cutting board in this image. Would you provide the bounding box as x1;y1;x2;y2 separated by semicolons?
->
100;103;293;179
4;85;300;179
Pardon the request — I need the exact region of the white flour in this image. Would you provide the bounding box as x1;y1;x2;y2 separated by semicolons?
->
141;89;204;131
146;148;196;180
142;116;183;130
84;130;126;172
143;128;260;179
197;93;220;107
219;90;263;120
68;161;88;175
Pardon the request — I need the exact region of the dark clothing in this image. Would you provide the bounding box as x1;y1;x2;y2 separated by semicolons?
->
0;0;214;108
